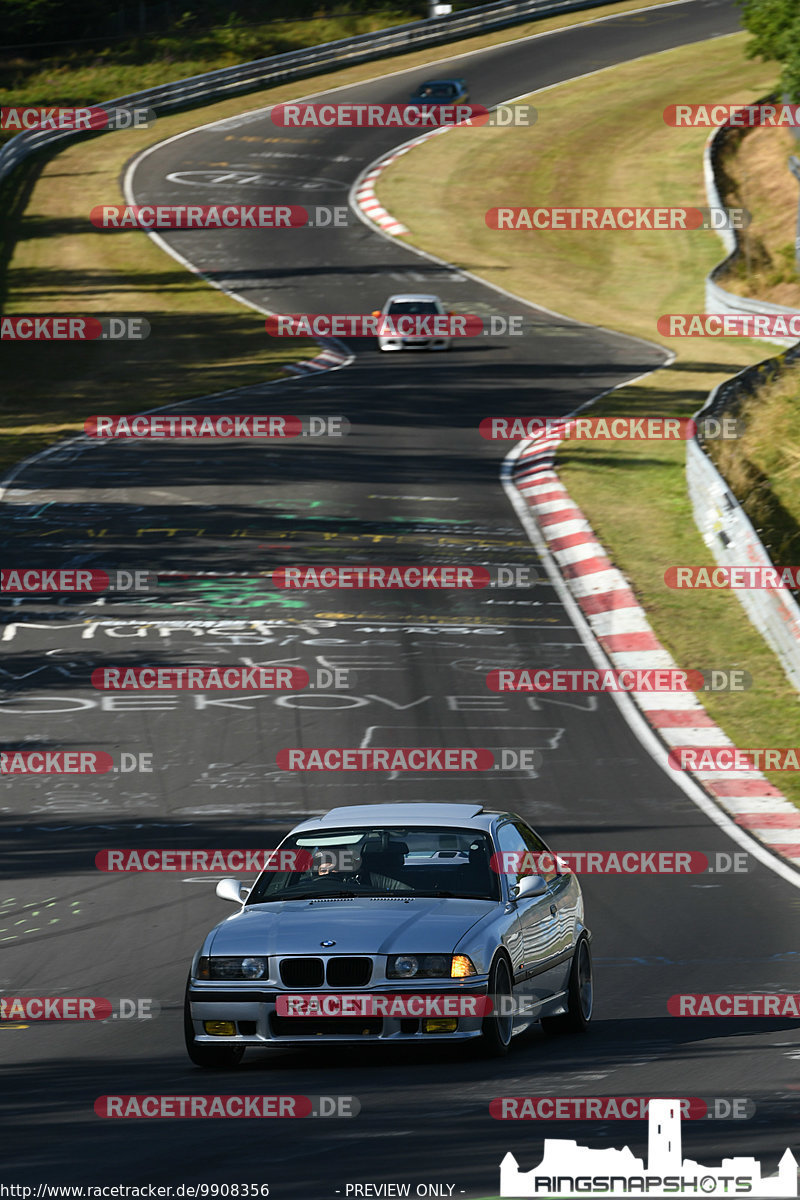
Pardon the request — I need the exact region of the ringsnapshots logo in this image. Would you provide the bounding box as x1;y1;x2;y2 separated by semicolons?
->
498;1098;797;1197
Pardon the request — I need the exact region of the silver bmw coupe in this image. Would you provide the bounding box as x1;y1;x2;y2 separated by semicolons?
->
184;803;592;1066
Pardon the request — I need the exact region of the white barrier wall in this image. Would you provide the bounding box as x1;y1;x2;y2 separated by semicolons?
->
689;116;800;688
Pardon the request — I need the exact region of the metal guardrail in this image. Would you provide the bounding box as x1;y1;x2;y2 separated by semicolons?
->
688;352;800;693
0;0;606;187
688;116;800;691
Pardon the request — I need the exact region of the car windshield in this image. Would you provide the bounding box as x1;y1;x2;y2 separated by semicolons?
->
387;301;440;315
416;84;455;99
246;826;500;903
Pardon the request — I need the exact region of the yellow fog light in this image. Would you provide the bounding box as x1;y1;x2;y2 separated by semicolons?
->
451;955;477;978
424;1018;458;1033
204;1020;236;1036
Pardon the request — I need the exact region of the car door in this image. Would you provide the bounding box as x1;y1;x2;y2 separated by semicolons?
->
494;820;566;1004
514;818;576;963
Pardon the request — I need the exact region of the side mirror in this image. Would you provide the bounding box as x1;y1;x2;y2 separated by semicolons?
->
512;874;547;900
216;877;246;904
371;310;381;318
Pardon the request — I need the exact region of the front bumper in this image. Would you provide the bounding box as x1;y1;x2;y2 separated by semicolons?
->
187;982;489;1046
378;337;450;351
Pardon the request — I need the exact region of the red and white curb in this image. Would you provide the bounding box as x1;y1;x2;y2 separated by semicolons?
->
512;428;800;873
353;128;451;237
284;344;350;375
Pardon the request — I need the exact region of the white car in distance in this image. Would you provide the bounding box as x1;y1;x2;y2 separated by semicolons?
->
374;293;453;351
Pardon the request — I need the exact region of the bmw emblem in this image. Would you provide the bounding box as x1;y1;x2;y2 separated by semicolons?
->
320;940;336;947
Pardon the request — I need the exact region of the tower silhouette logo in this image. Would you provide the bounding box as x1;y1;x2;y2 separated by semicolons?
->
500;1098;797;1197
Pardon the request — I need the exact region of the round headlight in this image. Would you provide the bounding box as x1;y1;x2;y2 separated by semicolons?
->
241;957;267;980
392;955;419;978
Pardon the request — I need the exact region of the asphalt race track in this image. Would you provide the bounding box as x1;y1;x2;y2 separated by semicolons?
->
3;0;799;1195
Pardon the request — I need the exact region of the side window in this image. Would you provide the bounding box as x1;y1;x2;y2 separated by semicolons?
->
514;821;558;884
495;822;532;892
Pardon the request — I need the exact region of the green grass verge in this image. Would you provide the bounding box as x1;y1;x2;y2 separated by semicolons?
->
709;357;800;566
0;0;685;128
0;0;685;481
0;120;316;477
375;32;800;806
0;6;421;138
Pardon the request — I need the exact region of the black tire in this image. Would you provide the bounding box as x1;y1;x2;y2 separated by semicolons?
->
478;954;515;1057
541;937;593;1035
184;978;245;1069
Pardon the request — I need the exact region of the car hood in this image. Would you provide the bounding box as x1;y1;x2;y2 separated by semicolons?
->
207;896;495;957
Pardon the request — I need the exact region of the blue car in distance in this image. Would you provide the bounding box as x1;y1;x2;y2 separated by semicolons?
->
408;78;469;106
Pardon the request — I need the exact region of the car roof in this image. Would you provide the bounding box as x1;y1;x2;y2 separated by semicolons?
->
290;803;508;834
384;293;442;303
